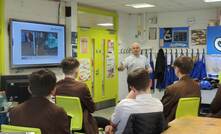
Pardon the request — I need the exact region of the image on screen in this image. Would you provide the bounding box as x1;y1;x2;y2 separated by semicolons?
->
21;30;58;57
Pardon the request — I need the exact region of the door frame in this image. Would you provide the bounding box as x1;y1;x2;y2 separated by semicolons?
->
78;5;119;32
77;6;119;102
0;0;5;74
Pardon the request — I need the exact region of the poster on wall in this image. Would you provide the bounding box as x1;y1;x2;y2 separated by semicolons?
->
107;40;114;54
80;37;88;54
207;26;221;54
159;27;189;48
191;29;206;46
149;27;157;40
79;59;91;81
72;32;78;57
106;40;115;78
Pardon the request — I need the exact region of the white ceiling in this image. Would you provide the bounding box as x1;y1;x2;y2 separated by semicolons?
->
78;11;113;29
77;0;221;13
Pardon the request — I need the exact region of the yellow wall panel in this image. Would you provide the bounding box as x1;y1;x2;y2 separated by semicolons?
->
0;0;5;74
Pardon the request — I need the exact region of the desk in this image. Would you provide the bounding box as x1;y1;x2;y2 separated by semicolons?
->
201;89;217;104
162;116;221;134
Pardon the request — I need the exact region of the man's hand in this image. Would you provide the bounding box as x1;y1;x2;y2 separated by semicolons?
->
147;67;153;73
105;125;114;134
126;90;136;99
118;63;125;71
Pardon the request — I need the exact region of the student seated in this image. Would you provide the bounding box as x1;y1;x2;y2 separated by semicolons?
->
210;85;221;118
161;56;201;123
55;57;109;134
105;68;163;134
9;69;70;134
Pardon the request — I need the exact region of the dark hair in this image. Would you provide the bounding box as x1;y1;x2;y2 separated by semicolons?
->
29;69;56;97
127;68;150;91
61;57;80;75
173;56;193;74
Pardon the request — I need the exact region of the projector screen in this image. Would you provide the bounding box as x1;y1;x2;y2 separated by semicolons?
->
10;19;65;68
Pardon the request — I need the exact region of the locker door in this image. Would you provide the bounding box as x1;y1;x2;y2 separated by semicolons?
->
102;30;118;100
93;30;103;102
94;29;118;102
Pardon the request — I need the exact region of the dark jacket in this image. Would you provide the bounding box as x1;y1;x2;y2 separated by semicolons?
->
9;97;70;134
123;112;166;134
155;49;166;84
161;76;201;123
210;86;221;118
55;77;98;134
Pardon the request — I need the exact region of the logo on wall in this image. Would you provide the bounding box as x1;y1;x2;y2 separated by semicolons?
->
214;37;221;52
163;28;172;42
207;26;221;54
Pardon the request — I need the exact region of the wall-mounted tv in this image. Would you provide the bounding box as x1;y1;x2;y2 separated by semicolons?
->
10;19;65;68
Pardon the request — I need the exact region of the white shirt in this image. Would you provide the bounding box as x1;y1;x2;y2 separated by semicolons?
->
111;94;163;134
123;55;150;74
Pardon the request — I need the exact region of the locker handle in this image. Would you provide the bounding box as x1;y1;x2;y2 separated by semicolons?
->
95;69;99;75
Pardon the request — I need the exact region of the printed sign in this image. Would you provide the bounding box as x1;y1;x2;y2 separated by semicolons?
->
191;29;206;46
80;37;88;54
160;27;189;48
79;59;91;81
106;40;115;78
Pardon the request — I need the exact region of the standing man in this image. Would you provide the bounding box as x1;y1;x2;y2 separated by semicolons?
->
118;42;152;74
161;56;201;123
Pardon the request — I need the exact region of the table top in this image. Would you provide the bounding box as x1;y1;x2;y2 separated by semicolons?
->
162;116;221;134
201;88;217;104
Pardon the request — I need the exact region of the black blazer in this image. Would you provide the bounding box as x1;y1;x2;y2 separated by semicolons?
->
123;112;167;134
154;49;166;83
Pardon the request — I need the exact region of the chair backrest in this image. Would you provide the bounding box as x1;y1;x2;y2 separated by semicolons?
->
1;124;41;134
55;95;83;131
175;97;200;118
123;112;166;134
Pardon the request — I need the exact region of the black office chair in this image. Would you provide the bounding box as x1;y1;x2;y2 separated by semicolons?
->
123;112;167;134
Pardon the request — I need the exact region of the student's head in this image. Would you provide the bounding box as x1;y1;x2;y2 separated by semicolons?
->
127;68;150;92
173;56;193;75
61;57;80;77
131;42;141;56
29;69;56;97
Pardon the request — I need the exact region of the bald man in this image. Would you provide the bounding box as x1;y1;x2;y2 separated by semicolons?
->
118;42;152;74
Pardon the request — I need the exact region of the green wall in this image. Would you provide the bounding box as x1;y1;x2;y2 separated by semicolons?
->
0;0;5;74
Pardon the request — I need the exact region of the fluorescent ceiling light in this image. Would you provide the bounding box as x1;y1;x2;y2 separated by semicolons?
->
204;0;221;2
125;3;155;8
97;23;113;26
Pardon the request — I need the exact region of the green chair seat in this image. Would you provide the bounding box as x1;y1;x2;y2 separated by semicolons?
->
55;96;83;131
175;97;200;119
1;124;41;134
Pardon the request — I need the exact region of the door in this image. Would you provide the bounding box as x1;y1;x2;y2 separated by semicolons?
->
78;27;118;103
